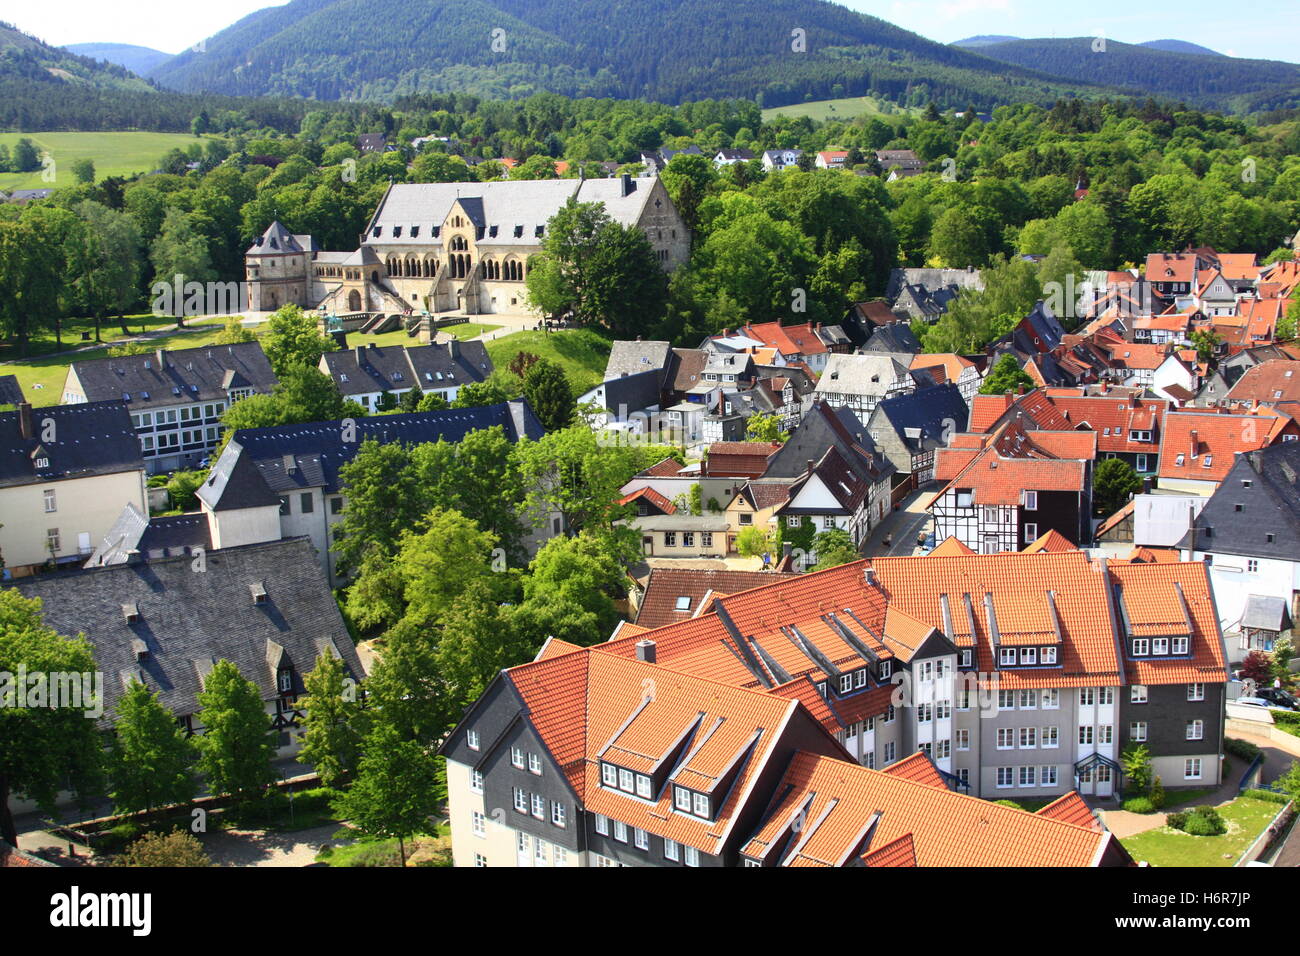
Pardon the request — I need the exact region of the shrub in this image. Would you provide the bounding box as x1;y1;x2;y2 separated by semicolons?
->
1122;796;1156;814
1225;737;1262;761
1149;775;1165;810
1166;811;1189;831
1243;788;1290;804
1183;806;1226;836
116;829;211;867
993;799;1021;808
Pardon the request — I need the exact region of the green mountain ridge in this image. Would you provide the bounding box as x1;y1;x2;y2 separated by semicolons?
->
959;37;1300;111
63;42;174;77
147;0;1118;108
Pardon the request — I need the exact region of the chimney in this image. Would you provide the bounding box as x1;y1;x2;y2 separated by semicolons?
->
355;345;366;365
635;639;656;664
448;339;458;359
155;348;167;369
620;173;632;197
18;401;33;440
806;459;815;474
283;454;296;474
1189;429;1199;459
783;541;793;559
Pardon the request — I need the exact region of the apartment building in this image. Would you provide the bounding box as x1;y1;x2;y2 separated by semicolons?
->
62;342;278;474
442;550;1222;865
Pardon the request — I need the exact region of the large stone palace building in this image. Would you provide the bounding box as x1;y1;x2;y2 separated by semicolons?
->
245;175;690;319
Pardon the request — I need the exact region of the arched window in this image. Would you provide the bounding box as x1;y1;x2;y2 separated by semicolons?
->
347;289;361;311
450;235;467;252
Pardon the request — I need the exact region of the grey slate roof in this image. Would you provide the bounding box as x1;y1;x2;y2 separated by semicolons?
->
873;384;970;454
198;399;544;509
68;341;277;411
321;341;492;397
580;369;662;416
0;400;143;489
1181;443;1300;561
15;537;364;725
246;220;306;257
1242;595;1291;632
814;353;912;398
863;324;922;354
885;268;984;301
87;503;212;567
364;177;660;248
604;340;673;383
765;403;895;487
0;374;24;406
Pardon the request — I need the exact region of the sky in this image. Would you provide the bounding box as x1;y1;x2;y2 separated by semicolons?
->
1;0;1297;63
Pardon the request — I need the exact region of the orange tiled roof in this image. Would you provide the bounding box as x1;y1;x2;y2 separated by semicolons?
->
617;486;677;514
1022;529;1078;553
968;394;1017;432
534;637;585;662
930;535;975;556
1037;791;1100;830
743;752;1113;867
1157;410;1274;483
1226;361;1300;405
1107;559;1228;685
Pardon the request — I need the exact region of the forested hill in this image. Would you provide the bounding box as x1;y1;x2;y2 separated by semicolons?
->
961;37;1300;113
147;0;1110;108
63;43;174;77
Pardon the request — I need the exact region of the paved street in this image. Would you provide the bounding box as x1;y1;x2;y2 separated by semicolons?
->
861;488;933;558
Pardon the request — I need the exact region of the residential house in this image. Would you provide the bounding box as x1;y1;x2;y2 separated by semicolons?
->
85;502;211;567
15;536;366;755
909;354;983;402
1179;443;1300;660
628;514;731;558
929;432;1092;553
814;150;849;169
813;353;916;416
776;446;878;549
633;567;799;629
842;301;909;347
712;148;754;167
62;341;278;473
876;150;923;174
862;323;922;355
1224;360;1300;408
619;458;700;509
761;149;803;171
724;479;795;551
196;400;546;585
577;368;663;437
0;401;147;575
320;340;492;409
866;383;969;485
1157;409;1297;494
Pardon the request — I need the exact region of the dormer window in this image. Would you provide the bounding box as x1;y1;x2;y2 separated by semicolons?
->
250;582;267;605
1000;648;1017;666
879;660;892;679
1042;646;1057;664
1132;638;1149;656
467;729;480;750
1020;647;1036;665
123;602;140;624
1152;638;1169;655
277;668;293;693
960;649;973;668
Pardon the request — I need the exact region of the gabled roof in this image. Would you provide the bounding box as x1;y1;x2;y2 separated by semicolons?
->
743;751;1116;867
1157;410;1276;483
0;400;143;489
15;538;365;724
929;535;974;556
1181;443;1300;561
86;503;211;567
198;400;544;507
67;341;277;410
814;353;911;398
873;383;969;454
1225;361;1300;405
703;441;782;479
1022;529;1078;553
604;340;674;383
636;568;800;629
321;341;492;396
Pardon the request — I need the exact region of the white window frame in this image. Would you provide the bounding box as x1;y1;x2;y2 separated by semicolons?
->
1188;682;1205;701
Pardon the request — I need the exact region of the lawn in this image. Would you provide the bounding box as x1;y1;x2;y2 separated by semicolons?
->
3;319;262;407
0;131;215;192
1120;794;1286;867
761;95;917;123
485;328;612;392
316;823;451;867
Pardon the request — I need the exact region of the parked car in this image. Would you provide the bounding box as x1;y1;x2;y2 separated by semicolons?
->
1235;697;1273;708
1255;688;1299;711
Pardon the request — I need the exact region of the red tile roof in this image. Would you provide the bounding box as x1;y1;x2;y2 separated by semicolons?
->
743;752;1115;867
1226;361;1300;405
617;486;677;514
1037;791;1100;830
635;567;799;629
1108;559;1228;685
930;535;975;556
703;441;782;479
1157;410;1275;483
1022;529;1078;553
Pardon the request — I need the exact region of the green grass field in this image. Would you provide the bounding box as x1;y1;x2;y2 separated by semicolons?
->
1120;795;1285;867
760;95;916;123
484;328;611;392
0;131;213;192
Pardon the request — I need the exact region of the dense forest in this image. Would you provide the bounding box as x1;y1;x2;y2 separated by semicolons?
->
148;0;1111;108
964;38;1300;113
